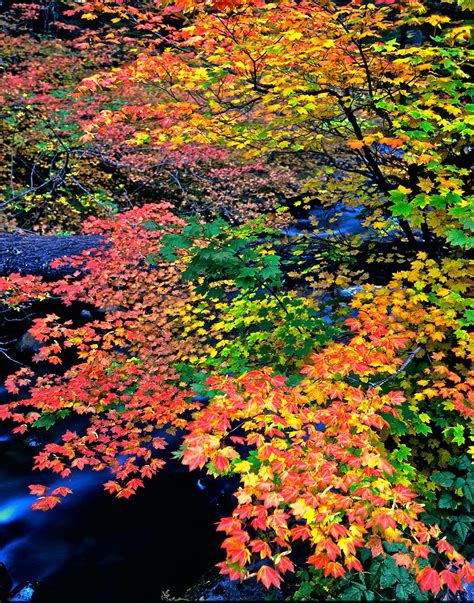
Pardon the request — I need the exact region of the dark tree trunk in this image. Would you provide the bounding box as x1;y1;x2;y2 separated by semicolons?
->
0;234;106;277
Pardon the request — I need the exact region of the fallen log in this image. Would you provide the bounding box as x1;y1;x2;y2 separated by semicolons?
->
0;233;106;278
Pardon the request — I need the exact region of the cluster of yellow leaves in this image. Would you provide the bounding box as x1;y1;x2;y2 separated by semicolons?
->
179;252;473;592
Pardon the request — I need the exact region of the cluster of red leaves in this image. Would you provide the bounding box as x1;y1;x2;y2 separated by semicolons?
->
0;204;201;507
0;209;472;596
180;277;474;594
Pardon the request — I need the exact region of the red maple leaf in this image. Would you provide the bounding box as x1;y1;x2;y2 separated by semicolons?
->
417;567;441;595
257;565;281;589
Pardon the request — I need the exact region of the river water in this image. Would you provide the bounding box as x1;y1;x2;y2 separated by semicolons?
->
0;389;229;602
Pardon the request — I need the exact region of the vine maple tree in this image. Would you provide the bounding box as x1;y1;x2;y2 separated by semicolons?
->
177;253;473;594
1;1;315;233
0;203;203;506
67;0;473;251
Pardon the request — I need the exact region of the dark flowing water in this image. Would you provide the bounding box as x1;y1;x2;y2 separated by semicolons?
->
0;399;230;602
283;202;367;238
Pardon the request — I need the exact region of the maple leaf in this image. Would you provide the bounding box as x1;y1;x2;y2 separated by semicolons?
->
213;455;230;473
324;562;346;579
251;508;268;531
387;391;405;405
104;481;121;494
140;465;154;479
256;565;281;589
345;556;363;572
417;567;441;595
392;484;418;503
366;536;384;558
412;544;430;559
291;525;310;541
394;553;412;568
263;491;283;509
228;547;250;568
71;458;89;470
250;539;272;559
276;556;294;574
32;496;61;511
460;565;474;584
440;570;462;594
270;376;287;387
182;449;207;471
117;488;135;499
308;553;328;570
329;523;348;539
229;436;245;445
217;517;242;534
322;538;342;561
0;405;12;420
50;487;73;497
373;512;396;531
29;484;47;497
